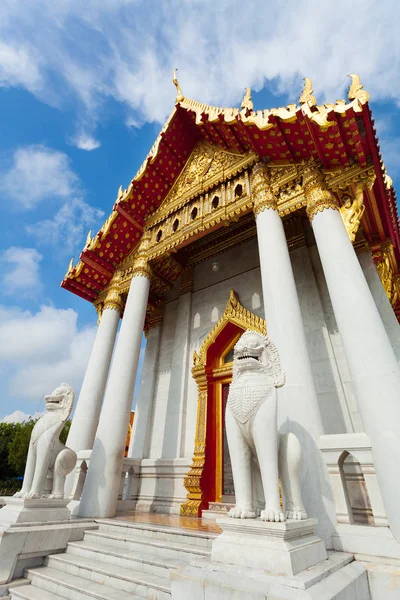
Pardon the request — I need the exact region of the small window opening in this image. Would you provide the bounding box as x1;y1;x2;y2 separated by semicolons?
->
212;196;219;209
156;230;162;242
173;218;179;232
191;207;198;220
234;184;243;198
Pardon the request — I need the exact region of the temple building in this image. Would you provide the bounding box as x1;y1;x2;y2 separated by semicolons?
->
3;74;399;599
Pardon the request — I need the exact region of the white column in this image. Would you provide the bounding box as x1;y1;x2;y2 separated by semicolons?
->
304;164;400;541
252;163;335;545
359;248;400;363
67;307;120;453
79;256;151;518
65;304;120;496
129;322;162;459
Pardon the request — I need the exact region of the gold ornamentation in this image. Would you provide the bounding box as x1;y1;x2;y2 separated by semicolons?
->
241;87;253;112
148;140;255;223
95;302;103;324
103;271;123;313
130;231;153;280
348;74;370;104
252;162;278;214
373;241;399;306
302;162;339;221
173;68;184;103
383;166;393;190
339;183;365;242
299;77;316;107
85;230;92;248
180;290;265;517
67;257;75;276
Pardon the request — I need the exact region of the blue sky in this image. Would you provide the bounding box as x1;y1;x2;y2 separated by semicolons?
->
0;0;399;421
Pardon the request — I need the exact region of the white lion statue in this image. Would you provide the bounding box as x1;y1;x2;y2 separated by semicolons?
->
226;330;307;522
14;384;77;500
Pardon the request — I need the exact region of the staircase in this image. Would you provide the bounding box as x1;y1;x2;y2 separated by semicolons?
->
9;518;217;600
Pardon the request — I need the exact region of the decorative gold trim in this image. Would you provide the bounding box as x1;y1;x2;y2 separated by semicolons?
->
95;302;103;325
302;162;339;221
348;74;370;104
252;162;278;214
299;78;317;107
103;287;123;313
180;290;266;517
339;183;365;242
373;240;400;306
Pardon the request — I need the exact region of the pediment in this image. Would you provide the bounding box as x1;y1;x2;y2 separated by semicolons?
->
147;140;256;225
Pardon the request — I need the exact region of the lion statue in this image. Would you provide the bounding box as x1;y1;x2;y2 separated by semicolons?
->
226;330;307;522
14;384;77;500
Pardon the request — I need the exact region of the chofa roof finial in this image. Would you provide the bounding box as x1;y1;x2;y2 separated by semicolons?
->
173;68;184;103
299;77;316;106
241;87;254;111
348;74;370;103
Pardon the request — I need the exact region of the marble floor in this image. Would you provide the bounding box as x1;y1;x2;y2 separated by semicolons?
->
114;510;222;533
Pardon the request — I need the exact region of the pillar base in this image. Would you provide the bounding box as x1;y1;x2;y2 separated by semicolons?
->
212;517;327;576
0;497;71;526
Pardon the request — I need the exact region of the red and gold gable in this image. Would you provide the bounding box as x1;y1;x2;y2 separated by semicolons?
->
61;76;399;309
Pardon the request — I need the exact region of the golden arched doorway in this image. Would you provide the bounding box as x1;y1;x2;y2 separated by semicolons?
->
180;290;266;517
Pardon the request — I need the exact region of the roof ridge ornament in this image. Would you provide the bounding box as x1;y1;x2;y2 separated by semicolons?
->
173;68;184;103
299;77;317;107
348;74;370;104
241;87;254;112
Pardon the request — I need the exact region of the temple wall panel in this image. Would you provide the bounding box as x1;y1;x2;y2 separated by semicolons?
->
147;299;179;458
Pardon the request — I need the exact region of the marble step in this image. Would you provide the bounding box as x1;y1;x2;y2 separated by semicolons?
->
24;566;160;600
10;583;66;600
96;518;216;548
67;538;185;578
84;529;212;562
44;552;171;598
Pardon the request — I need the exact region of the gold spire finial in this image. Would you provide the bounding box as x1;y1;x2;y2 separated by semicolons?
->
299;78;316;106
85;230;92;247
67;257;74;275
241;87;253;111
173;68;184;103
348;74;370;103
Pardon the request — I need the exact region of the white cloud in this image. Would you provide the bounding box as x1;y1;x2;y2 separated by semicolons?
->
2;145;79;209
0;304;97;412
0;41;43;92
1;410;44;423
26;198;105;256
0;247;43;297
71;132;101;151
0;0;399;127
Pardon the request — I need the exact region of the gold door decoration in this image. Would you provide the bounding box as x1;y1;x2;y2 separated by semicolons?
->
180;290;266;517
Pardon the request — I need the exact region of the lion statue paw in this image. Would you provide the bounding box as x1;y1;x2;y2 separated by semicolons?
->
260;508;285;522
228;506;256;519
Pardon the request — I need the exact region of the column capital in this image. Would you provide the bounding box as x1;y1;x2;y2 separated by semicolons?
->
251;162;278;215
301;162;339;221
103;286;123;313
131;231;153;279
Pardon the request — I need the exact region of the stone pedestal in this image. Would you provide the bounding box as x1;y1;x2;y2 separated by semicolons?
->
0;497;96;585
212;518;327;576
0;497;71;526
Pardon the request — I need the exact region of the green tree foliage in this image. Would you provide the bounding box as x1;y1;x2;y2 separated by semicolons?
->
0;422;18;479
0;419;71;480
